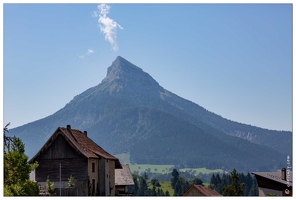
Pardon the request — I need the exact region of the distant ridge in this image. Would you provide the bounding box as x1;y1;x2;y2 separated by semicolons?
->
9;56;291;172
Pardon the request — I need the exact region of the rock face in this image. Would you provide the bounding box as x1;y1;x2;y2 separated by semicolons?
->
102;56;164;96
9;56;292;172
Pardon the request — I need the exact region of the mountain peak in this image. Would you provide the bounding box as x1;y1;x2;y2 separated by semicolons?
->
102;56;163;95
106;56;144;78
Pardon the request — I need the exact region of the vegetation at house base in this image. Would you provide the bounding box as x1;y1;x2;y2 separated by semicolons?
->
46;176;56;196
68;175;75;187
4;123;40;196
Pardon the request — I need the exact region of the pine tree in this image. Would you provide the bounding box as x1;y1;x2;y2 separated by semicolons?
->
248;178;259;196
222;169;246;196
171;169;179;189
192;177;203;185
165;190;170;196
209;174;217;189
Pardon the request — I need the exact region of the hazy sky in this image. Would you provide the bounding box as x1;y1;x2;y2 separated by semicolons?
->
2;2;293;131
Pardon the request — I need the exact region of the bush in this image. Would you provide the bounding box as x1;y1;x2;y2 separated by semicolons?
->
46;177;56;195
22;180;40;196
4;184;25;196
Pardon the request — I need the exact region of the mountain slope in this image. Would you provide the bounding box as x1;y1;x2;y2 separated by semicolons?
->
9;56;291;172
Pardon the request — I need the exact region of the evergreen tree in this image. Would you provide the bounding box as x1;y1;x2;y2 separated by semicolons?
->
151;178;161;187
171;169;179;189
173;176;190;196
248;178;259;196
215;173;222;185
209;174;217;189
138;176;148;196
165;190;170;196
132;173;139;195
215;174;222;194
143;172;148;181
191;177;203;186
222;169;246;196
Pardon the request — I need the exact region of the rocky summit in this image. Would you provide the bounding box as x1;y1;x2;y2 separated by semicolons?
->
9;56;292;172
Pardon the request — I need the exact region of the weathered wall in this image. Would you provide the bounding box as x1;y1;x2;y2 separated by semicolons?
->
98;157;106;195
35;134;88;183
109;160;115;196
88;158;99;194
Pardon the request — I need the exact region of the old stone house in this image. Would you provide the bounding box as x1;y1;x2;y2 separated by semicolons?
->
29;125;122;196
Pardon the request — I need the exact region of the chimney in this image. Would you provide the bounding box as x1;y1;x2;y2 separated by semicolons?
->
83;131;87;137
281;168;286;181
66;125;77;142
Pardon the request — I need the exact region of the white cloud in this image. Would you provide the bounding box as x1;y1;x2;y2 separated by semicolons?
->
79;49;94;59
87;49;94;54
93;4;123;52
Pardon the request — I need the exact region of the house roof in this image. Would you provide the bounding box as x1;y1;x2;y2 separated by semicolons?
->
29;125;122;168
252;171;293;186
183;184;222;196
115;164;135;186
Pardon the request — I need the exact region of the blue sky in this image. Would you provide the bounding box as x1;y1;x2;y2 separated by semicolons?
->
2;3;293;131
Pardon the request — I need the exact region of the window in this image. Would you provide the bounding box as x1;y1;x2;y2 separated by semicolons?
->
92;179;95;191
92;162;95;172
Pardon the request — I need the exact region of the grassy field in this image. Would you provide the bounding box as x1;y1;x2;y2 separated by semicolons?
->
115;152;224;176
129;164;224;175
129;164;174;174
179;167;224;174
147;181;174;196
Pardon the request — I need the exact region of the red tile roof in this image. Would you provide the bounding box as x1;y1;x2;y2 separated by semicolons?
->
183;184;222;196
29;126;121;168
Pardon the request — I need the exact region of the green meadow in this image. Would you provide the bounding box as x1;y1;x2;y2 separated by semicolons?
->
115;152;224;176
147;181;174;196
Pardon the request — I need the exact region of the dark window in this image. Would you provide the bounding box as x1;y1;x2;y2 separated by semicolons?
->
92;162;95;172
92;179;95;190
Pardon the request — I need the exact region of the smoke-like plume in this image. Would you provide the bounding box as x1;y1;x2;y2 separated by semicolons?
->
93;4;123;51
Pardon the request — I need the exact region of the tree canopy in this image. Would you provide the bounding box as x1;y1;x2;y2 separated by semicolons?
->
4;123;39;196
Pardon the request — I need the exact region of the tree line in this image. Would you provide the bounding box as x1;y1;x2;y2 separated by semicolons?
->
132;168;259;196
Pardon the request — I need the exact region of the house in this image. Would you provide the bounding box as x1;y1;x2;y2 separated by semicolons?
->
252;168;292;196
115;164;135;195
29;125;122;196
183;184;222;196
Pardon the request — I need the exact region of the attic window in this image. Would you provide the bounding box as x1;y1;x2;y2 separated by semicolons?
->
92;162;95;172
